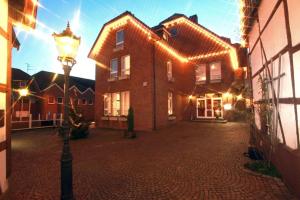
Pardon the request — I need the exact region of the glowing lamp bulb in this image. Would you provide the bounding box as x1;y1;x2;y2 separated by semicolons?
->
188;95;193;100
18;88;29;97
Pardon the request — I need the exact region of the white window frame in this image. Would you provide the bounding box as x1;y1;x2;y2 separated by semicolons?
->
209;61;222;83
48;96;55;104
120;91;130;116
168;92;173;115
104;93;111;116
116;29;124;46
110;58;118;79
57;97;63;104
121;55;130;78
167;61;172;80
112;92;121;116
195;64;206;84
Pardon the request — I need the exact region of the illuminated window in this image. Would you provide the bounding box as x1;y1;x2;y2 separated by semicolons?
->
167;61;172;80
57;97;63;104
121;55;130;78
168;92;173;115
48;96;55;104
116;29;124;45
112;92;120;116
110;58;118;79
170;28;177;37
121;91;130;116
195;64;206;84
210;62;221;82
104;93;111;116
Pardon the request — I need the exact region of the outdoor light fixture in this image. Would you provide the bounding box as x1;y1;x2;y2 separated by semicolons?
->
237;94;243;100
224;103;232;110
188;95;193;100
53;21;80;200
18;88;29;97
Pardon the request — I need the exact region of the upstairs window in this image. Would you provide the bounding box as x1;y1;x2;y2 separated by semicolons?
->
88;99;93;105
121;55;130;78
19;81;26;88
170;28;177;37
57;97;63;104
104;94;111;116
167;61;172;80
82;98;87;105
195;64;206;84
116;29;124;45
121;91;130;116
48;96;55;104
110;58;118;79
168;92;173;115
210;62;221;82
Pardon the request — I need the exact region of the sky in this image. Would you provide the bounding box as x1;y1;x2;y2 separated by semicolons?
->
13;0;241;80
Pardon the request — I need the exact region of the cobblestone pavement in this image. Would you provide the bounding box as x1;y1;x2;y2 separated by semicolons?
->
1;122;298;200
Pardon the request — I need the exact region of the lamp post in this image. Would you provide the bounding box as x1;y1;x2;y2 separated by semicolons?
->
53;22;80;200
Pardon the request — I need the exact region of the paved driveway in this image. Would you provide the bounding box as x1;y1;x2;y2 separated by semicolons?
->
2;122;296;200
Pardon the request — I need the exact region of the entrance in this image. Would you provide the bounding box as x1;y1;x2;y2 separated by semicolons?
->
196;95;223;118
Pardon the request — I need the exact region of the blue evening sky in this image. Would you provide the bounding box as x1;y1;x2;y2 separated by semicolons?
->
13;0;240;80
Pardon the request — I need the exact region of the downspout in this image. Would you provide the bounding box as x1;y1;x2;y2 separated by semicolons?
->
152;40;157;130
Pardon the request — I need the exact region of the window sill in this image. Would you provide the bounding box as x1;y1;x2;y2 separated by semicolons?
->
101;116;127;121
168;115;176;121
113;44;124;52
168;77;175;82
107;77;118;82
210;79;222;83
195;81;206;85
119;75;130;80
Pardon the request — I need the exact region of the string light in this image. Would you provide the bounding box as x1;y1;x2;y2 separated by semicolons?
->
239;0;247;47
90;13;239;69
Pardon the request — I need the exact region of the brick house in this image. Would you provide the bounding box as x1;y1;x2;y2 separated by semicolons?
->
89;11;246;131
0;0;38;195
11;69;95;126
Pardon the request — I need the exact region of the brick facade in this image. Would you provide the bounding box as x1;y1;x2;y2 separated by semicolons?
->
90;12;244;131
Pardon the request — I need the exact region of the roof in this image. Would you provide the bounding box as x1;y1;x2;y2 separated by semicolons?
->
32;71;95;92
12;68;31;80
159;13;185;25
89;11;239;69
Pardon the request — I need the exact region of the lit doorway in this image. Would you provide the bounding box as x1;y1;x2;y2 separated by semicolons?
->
196;94;223;118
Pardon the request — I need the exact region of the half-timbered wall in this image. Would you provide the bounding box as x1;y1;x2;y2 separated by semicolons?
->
247;0;300;197
249;0;300;150
0;0;9;194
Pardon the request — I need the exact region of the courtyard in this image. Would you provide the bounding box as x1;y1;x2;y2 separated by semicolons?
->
1;122;296;200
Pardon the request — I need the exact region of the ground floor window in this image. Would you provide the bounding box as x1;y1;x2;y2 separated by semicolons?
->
168;92;173;115
197;94;223;118
104;91;130;116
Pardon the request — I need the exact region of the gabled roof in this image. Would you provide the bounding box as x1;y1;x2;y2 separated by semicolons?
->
12;68;31;80
88;11;239;69
32;71;95;92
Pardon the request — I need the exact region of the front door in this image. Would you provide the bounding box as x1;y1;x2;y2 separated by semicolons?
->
197;96;223;118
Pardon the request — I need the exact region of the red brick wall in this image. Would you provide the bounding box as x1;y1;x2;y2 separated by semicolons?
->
95;23;154;131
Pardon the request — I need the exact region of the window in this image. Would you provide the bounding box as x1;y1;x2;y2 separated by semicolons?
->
195;64;206;84
82;98;87;105
48;96;55;104
121;91;130;115
116;29;124;45
170;28;177;37
19;81;26;88
121;55;130;78
210;62;221;82
110;58;118;79
104;94;111;116
167;61;172;80
168;92;173;115
57;97;63;104
88;99;93;105
112;93;120;116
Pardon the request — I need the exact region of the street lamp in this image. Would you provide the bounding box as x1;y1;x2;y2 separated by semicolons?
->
53;22;80;200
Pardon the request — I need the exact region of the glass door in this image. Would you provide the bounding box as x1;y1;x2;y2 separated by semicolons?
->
196;98;205;118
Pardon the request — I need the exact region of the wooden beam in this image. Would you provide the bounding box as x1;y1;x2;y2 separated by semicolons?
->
0;27;8;39
283;0;300;148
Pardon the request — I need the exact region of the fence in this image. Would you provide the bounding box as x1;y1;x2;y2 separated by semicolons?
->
11;113;63;131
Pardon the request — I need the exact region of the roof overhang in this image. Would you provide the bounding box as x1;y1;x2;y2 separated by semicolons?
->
89;12;239;69
9;0;39;30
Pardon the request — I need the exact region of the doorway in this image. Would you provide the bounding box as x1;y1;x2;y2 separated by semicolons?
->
196;95;223;118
